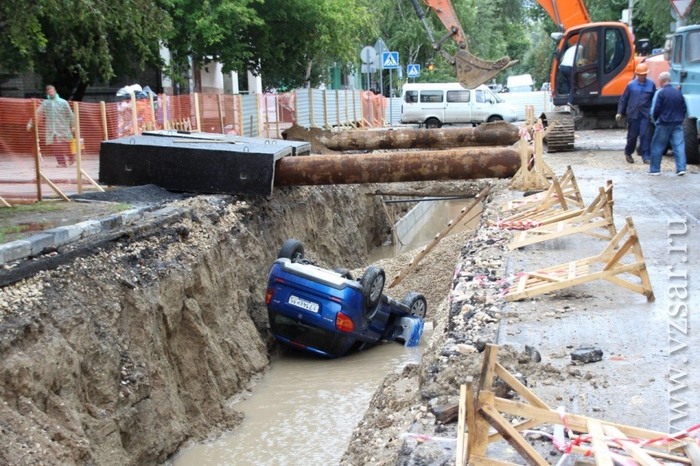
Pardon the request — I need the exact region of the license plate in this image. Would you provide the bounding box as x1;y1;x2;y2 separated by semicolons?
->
288;295;319;313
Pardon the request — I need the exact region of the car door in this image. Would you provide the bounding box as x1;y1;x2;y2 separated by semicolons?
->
471;89;489;122
444;89;471;123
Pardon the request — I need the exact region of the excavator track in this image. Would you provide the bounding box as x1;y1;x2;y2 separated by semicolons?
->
540;111;575;152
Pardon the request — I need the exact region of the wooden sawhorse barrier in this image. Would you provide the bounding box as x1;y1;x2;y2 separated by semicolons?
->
496;172;590;230
503;165;584;213
504;216;654;302
456;345;698;466
509;181;615;250
509;125;556;192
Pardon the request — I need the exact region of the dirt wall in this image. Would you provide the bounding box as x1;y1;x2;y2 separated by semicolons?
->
0;185;387;465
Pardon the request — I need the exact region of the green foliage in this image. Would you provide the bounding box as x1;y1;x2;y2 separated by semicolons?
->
0;0;172;98
249;0;374;89
164;0;263;82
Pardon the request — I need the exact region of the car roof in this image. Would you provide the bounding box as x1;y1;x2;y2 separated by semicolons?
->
402;83;490;92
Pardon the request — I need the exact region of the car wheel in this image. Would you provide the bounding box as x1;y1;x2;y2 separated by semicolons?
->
402;292;427;318
360;266;385;319
424;118;441;129
334;267;354;280
487;115;503;123
277;239;304;262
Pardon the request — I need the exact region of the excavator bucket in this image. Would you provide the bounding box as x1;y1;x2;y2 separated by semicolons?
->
455;50;518;89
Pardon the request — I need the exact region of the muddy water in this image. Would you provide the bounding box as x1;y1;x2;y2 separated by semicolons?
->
370;198;483;262
172;331;430;466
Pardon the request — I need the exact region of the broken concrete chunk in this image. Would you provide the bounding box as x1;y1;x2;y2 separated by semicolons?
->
525;345;542;363
570;347;603;363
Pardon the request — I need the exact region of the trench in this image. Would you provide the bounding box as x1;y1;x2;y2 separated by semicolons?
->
169;196;479;465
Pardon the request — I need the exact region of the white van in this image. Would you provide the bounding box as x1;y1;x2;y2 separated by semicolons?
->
400;83;518;128
506;74;535;92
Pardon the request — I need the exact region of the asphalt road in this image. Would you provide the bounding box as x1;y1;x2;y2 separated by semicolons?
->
499;129;699;435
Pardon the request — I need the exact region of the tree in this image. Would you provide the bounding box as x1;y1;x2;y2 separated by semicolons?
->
0;0;172;100
247;0;375;89
163;0;264;88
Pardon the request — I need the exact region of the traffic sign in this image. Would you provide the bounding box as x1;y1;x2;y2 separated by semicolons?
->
361;46;377;64
382;52;399;70
671;0;694;18
407;64;421;78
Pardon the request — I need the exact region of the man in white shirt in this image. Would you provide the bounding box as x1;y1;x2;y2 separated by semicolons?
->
559;44;582;104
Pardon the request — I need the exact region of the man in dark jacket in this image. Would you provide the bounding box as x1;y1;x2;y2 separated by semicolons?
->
648;72;688;176
616;63;656;164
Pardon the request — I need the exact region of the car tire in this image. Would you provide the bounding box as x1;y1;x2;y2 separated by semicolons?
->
360;266;385;319
277;239;304;262
402;292;427;318
424;117;441;129
487;115;503;123
683;117;699;164
334;267;354;280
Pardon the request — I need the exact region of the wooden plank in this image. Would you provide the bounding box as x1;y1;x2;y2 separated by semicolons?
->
388;186;489;288
479;402;549;466
602;425;660;466
39;173;70;202
493;398;686;445
457;384;468;466
479;345;498;391
470;391;495;457
466;378;476;463
682;442;700;466
570;444;691;465
471;455;522;466
0;197;11;208
602;235;637;271
587;419;614;466
494;363;548;408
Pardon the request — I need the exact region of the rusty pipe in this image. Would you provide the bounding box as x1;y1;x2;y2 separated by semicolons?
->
274;147;523;187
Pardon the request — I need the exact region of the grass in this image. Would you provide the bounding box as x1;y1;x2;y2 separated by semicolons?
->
1;202;63;214
0;225;24;243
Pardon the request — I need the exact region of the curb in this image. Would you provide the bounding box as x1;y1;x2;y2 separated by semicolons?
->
0;208;147;266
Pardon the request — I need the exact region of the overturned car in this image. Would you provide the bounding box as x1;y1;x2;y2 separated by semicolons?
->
265;239;427;358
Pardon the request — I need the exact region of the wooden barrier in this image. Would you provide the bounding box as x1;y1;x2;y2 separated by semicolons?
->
505;216;654;302
503;166;583;212
509;181;615;249
456;345;697;466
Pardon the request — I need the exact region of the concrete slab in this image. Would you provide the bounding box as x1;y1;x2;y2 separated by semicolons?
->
100;135;292;196
142;129;311;156
0;240;31;264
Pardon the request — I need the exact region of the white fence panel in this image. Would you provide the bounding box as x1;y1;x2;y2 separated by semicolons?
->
498;91;554;120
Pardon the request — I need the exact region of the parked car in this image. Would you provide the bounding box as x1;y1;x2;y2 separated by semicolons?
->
400;83;518;128
265;239;426;358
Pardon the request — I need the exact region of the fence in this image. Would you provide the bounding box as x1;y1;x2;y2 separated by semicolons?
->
0;89;391;205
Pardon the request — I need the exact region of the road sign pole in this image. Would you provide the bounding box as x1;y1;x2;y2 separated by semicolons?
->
389;69;393;127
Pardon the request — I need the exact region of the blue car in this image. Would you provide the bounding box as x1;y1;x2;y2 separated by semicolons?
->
266;239;427;358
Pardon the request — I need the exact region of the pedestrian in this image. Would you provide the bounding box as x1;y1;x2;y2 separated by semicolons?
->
647;71;687;176
616;63;656;164
27;85;76;168
559;43;582;104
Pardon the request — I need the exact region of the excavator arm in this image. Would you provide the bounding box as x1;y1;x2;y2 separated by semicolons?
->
408;0;517;88
536;0;590;32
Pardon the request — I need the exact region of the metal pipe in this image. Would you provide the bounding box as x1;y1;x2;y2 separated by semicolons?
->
274;147;522;186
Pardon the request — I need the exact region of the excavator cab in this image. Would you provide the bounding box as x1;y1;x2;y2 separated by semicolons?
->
551;23;634;113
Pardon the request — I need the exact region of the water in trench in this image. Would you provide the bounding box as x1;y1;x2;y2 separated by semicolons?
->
171;330;431;466
370;198;483;262
172;198;475;465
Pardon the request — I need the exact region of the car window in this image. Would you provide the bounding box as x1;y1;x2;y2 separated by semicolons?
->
687;31;700;64
476;90;486;103
404;90;418;103
673;36;683;64
446;90;470;103
419;91;444;103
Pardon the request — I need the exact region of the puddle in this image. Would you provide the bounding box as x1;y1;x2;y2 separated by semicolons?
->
370;198;482;262
170;328;431;466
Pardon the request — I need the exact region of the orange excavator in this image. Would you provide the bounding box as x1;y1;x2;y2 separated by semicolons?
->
411;0;648;151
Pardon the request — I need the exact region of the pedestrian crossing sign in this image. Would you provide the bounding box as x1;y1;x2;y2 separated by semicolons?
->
407;64;420;78
382;52;399;70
